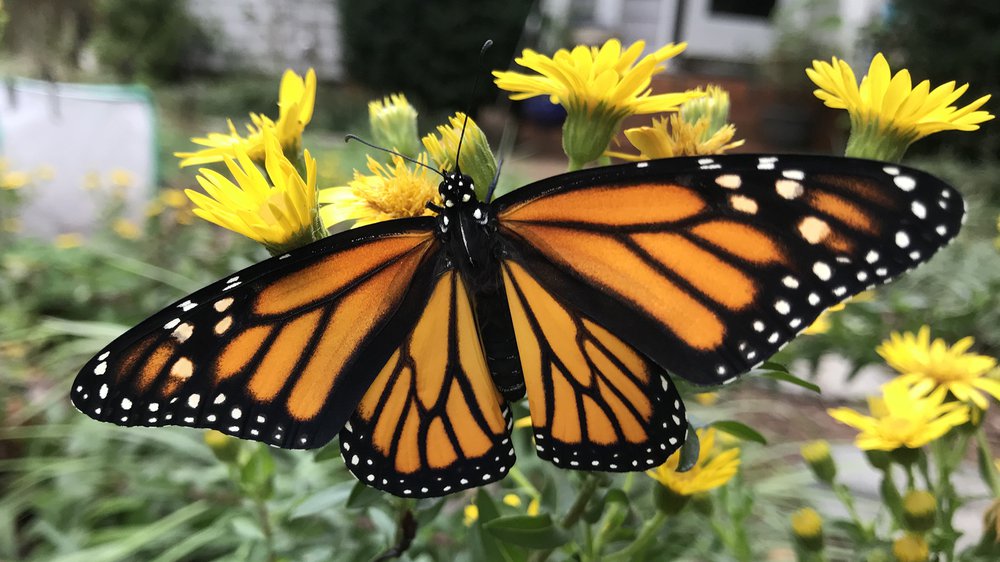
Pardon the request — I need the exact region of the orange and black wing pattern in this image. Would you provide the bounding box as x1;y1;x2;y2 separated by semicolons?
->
495;155;964;386
71;220;440;449
502;260;687;471
339;268;514;498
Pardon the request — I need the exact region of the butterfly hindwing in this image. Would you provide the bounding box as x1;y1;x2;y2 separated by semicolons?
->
496;155;964;386
502;260;688;472
71;220;440;449
339;267;515;498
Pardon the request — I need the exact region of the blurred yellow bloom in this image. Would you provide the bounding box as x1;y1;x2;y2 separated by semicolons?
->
513;415;533;430
1;170;30;190
527;498;540;516
110;169;135;189
160;189;188;209
112;218;141;240
463;504;479;526
502;494;522;508
34;164;55;181
693;392;719;406
494;39;699;167
893;533;929;562
902;490;936;533
186;128;319;254
610;114;744;160
369;93;421;158
54;233;84;249
319;154;439;229
83;171;101;191
828;379;969;451
679;85;733;140
422;112;497;199
176;69;317;167
879;326;999;411
807;53;993;160
646;427;740;496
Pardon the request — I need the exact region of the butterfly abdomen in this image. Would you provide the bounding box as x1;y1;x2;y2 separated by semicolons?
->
472;282;525;401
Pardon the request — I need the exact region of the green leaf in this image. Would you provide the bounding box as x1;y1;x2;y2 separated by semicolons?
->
289;482;354;519
759;361;789;373
710;420;767;445
239;445;275;500
416;497;448;527
471;490;524;562
313;443;343;462
677;429;701;473
758;370;822;394
346;480;385;509
484;514;570;550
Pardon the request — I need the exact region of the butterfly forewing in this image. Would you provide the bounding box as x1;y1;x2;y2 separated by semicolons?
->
339;268;515;498
496;155;965;386
71;221;440;449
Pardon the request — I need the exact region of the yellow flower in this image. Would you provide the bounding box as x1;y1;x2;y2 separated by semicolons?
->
112;218;141;240
807;53;994;161
186;127;320;254
54;233;84;249
110;169;135;189
176;69;317;167
1;170;30;190
790;507;824;552
527;497;540;516
646;427;741;496
893;533;929;562
513;415;533;430
803;291;875;335
160;189;188;209
463;504;479;527
878;326;999;411
502;494;522;508
801;440;836;484
369;93;421;158
902;490;937;533
693;392;719;406
609;114;744;160
494;39;699;168
422;112;497;200
828;379;970;451
319;154;439;229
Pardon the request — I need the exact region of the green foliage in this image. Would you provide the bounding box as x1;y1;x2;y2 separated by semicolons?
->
89;0;208;82
337;0;534;111
869;3;1000;159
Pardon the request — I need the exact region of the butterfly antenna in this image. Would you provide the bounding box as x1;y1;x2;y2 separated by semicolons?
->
345;134;446;178
453;39;494;174
485;157;504;203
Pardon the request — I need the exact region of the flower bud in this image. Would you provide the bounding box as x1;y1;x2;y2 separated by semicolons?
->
422;112;497;200
369;93;421;158
790;507;824;552
891;446;921;467
801;440;837;484
866;449;892;470
892;533;929;562
902;490;937;533
679;85;729;141
204;430;240;464
562;103;624;170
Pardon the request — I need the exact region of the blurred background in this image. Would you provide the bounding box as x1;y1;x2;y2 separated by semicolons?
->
1;1;999;561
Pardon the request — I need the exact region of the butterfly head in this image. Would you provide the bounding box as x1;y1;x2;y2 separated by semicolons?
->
439;171;478;209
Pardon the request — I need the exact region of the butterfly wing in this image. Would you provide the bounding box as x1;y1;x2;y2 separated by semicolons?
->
495;154;964;386
339;267;514;497
71;219;440;449
501;259;688;471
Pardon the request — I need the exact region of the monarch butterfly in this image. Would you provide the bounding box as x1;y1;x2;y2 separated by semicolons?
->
72;153;964;498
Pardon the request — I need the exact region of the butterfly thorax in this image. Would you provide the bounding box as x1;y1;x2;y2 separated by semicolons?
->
436;171;498;286
435;171;524;400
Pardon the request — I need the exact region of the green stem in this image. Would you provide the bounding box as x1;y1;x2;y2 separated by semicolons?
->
833;482;874;541
254;498;277;562
603;511;667;562
508;466;542;500
527;474;601;562
592;473;635;556
976;428;1000;496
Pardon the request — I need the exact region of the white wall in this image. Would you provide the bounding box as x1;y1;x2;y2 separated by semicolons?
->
186;0;342;79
